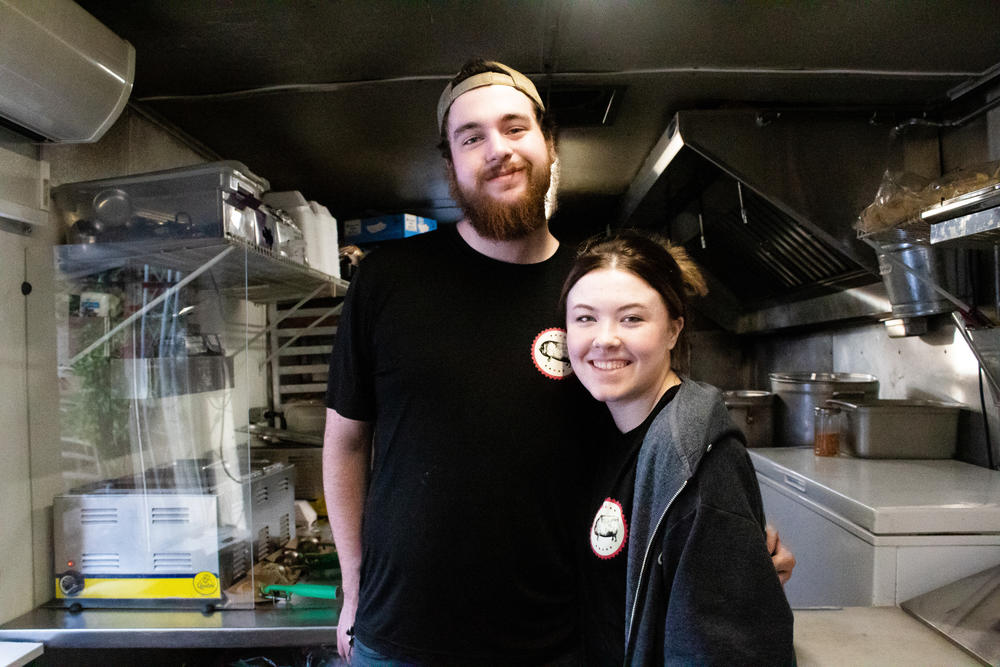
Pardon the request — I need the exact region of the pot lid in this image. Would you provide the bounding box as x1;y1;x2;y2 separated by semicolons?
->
723;389;773;406
769;372;878;384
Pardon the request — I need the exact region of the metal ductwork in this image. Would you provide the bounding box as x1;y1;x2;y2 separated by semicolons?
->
618;109;899;333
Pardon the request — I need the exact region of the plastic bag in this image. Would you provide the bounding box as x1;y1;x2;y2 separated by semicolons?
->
925;160;1000;205
855;170;932;235
856;161;1000;236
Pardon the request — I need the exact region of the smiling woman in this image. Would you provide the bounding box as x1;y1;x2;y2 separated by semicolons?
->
560;230;794;666
562;231;704;431
565;267;683;431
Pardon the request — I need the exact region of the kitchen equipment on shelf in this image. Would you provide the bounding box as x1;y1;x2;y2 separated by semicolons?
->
722;390;773;448
250;442;324;500
824;398;962;459
52;161;277;250
263;191;341;278
246;424;322;447
769;372;879;446
271;207;306;264
52;459;295;609
874;227;970;320
282;399;327;435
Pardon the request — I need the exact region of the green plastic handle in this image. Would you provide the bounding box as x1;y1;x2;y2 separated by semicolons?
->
261;583;339;600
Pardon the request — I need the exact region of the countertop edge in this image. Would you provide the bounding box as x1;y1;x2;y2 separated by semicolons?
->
1;606;981;663
0;608;338;649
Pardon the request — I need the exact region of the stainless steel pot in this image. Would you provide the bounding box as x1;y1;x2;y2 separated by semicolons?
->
723;390;774;448
768;372;879;446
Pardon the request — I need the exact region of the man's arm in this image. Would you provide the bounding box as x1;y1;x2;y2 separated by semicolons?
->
766;524;796;585
323;407;373;661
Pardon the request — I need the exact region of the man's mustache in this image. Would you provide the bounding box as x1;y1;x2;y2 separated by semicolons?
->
478;159;530;184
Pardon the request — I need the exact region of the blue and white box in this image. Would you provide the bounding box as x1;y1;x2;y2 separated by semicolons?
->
343;213;437;244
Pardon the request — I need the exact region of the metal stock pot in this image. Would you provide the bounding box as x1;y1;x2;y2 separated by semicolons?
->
768;372;879;446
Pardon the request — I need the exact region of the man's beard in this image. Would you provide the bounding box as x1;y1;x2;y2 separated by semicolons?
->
448;157;552;241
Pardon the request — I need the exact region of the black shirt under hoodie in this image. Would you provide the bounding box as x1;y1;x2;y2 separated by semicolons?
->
582;384;681;666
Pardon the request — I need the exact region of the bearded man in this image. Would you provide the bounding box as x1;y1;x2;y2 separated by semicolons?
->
323;60;792;666
439;60;558;245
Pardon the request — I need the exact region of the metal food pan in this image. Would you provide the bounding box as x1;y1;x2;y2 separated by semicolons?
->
825;398;961;459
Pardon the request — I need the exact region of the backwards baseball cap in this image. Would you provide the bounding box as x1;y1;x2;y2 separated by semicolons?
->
437;61;545;135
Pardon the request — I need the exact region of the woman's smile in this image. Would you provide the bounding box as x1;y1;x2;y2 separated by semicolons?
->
589;358;631;371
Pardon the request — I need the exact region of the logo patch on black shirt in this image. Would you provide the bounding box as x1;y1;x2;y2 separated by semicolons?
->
531;328;572;379
591;498;627;559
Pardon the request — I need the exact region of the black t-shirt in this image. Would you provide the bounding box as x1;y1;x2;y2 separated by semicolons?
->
327;226;598;664
581;384;681;666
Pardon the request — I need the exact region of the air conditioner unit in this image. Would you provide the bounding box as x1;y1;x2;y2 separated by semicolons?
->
0;0;135;143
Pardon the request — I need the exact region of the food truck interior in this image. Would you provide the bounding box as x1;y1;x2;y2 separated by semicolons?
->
2;1;1000;665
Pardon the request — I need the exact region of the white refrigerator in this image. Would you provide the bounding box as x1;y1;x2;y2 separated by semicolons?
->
749;447;1000;607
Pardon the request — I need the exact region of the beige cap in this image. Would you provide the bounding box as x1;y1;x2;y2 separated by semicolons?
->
437;61;545;135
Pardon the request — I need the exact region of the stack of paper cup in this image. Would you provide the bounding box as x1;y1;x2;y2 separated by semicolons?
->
263;191;340;278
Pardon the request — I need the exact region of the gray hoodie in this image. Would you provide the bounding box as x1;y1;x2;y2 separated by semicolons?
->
624;378;795;665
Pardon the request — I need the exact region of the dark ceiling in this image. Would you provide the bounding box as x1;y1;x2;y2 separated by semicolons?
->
76;0;1000;237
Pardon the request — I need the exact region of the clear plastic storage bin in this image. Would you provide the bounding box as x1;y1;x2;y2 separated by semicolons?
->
52;161;275;249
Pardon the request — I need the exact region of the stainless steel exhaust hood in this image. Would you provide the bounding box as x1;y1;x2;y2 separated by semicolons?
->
618;109;897;333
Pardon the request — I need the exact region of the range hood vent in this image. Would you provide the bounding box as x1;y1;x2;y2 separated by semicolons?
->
619;109;898;332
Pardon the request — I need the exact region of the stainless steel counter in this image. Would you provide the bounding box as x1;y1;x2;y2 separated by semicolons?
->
902;563;1000;665
0;605;982;664
0;604;338;649
794;607;983;665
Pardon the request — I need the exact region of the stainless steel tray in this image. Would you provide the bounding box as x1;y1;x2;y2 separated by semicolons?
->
825;398;961;459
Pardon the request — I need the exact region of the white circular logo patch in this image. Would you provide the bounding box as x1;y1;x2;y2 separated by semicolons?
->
591;498;627;559
532;328;572;380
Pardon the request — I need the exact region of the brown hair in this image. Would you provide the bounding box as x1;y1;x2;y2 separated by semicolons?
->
559;229;708;322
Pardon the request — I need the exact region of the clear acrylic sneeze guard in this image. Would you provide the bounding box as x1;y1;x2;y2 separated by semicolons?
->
52;242;278;611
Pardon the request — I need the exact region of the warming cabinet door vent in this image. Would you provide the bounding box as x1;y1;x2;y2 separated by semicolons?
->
151;506;191;524
81;553;120;571
81;508;118;525
153;552;194;571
